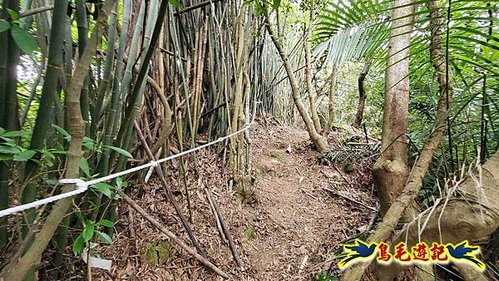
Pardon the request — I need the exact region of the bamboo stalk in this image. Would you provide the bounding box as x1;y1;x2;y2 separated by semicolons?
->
1;1;117;280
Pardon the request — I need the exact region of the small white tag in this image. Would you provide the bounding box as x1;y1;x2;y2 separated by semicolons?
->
82;243;112;271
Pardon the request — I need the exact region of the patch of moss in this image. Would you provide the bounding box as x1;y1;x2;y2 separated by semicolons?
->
244;224;255;240
141;240;171;265
271;150;286;162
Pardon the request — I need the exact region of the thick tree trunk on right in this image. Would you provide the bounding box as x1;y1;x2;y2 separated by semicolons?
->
372;0;415;216
342;0;455;278
376;150;499;280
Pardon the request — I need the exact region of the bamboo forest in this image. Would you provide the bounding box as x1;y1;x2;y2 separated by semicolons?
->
0;0;498;280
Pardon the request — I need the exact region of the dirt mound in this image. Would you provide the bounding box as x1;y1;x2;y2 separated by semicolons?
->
94;121;377;280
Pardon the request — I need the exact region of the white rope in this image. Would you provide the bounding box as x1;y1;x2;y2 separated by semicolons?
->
0;102;260;218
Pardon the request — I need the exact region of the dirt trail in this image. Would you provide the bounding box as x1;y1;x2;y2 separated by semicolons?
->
99;121;377;280
243;122;376;279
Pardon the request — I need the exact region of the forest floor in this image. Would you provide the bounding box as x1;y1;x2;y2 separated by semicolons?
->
93;119;378;280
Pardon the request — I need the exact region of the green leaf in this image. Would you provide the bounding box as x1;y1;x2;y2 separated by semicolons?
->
105;145;132;158
98;219;115;228
82;223;94;241
52;124;71;141
79;158;90;177
0;20;10;33
7;9;19;21
10;25;38;55
38;149;55;159
272;0;281;10
168;0;183;9
0;155;12;161
95;230;112;244
83;137;95;150
51;149;68;155
0;145;20;154
13;150;36;161
72;234;85;256
2;130;29;138
91;183;113;198
115;177;128;190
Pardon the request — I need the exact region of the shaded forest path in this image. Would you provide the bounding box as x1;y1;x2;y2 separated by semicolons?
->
100;121;377;280
243;121;376;279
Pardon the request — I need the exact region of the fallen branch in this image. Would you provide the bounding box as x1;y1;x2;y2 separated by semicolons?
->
115;189;229;279
205;185;244;269
323;187;377;212
205;185;227;244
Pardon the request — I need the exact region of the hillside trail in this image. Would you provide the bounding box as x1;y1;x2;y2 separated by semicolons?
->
98;121;377;280
242;121;377;279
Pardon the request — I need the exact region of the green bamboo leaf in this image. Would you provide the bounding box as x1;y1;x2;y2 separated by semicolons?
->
0;20;10;33
13;150;36;161
52;124;72;141
98;219;115;227
79;158;90;177
10;25;38;55
105;145;132;158
0;145;21;154
7;9;19;21
2;130;29;138
95;230;112;244
72;234;85;256
91;183;113;198
82;223;94;241
83;137;96;150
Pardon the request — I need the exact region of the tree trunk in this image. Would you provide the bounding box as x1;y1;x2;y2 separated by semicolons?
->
377;150;499;280
323;63;339;137
22;0;69;233
304;4;321;134
353;60;371;128
371;0;416;216
264;13;328;153
342;0;454;278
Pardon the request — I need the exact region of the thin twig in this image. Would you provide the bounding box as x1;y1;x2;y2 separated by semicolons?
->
174;0;224;16
323;187;377;212
20;6;54;18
